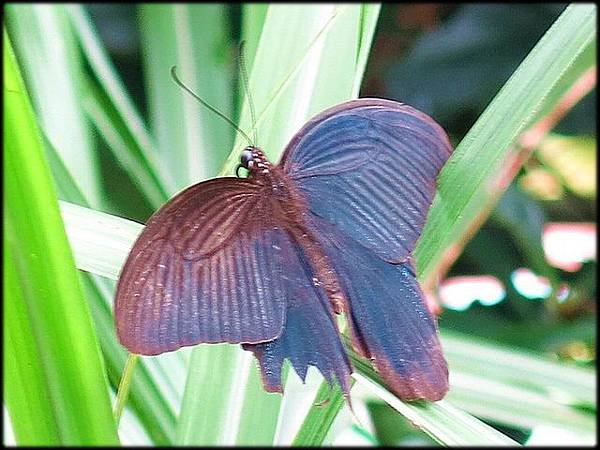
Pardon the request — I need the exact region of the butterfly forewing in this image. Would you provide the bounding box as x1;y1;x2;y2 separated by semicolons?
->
280;99;452;263
115;178;288;355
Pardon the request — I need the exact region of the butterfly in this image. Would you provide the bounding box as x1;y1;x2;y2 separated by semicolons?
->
115;98;452;401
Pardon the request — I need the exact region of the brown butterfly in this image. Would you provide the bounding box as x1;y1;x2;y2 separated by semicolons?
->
115;98;452;401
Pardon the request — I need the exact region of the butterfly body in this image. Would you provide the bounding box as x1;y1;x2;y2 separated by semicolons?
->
238;147;346;307
115;98;452;401
243;139;420;317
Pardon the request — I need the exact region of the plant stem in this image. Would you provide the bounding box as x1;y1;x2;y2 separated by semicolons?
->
113;353;139;425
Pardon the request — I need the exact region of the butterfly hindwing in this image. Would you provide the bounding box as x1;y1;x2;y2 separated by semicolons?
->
243;232;352;395
313;219;448;400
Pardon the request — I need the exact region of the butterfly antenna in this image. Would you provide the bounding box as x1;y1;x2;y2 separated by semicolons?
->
238;41;258;145
170;66;253;146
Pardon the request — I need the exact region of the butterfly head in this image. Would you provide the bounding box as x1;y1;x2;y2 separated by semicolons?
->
237;146;272;178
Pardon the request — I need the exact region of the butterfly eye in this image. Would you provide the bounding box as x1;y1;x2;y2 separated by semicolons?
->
240;148;254;169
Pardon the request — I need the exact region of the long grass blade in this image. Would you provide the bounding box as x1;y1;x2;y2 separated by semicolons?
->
42;115;179;445
4;29;119;445
66;4;178;198
352;374;519;446
5;4;101;206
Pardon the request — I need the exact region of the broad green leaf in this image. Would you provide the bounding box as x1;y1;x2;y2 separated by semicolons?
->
176;344;250;445
240;4;269;81
82;275;178;445
4;240;61;445
4;29;119;445
273;367;331;445
56;202;193;444
234;361;284;444
353;4;381;96
59;200;143;280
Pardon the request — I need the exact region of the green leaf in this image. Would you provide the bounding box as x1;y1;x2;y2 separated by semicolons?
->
66;4;177;202
291;379;348;446
4;241;61;445
4;28;119;445
349;361;519;446
59;200;143;280
234;362;284;444
82;275;179;445
82;76;170;209
240;4;269;79
442;331;595;410
7;6;181;442
176;345;250;445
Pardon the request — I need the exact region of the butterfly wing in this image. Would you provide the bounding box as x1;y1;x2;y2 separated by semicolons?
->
315;218;448;400
115;178;288;355
242;233;352;395
280;98;452;263
278;98;452;400
116;176;353;394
